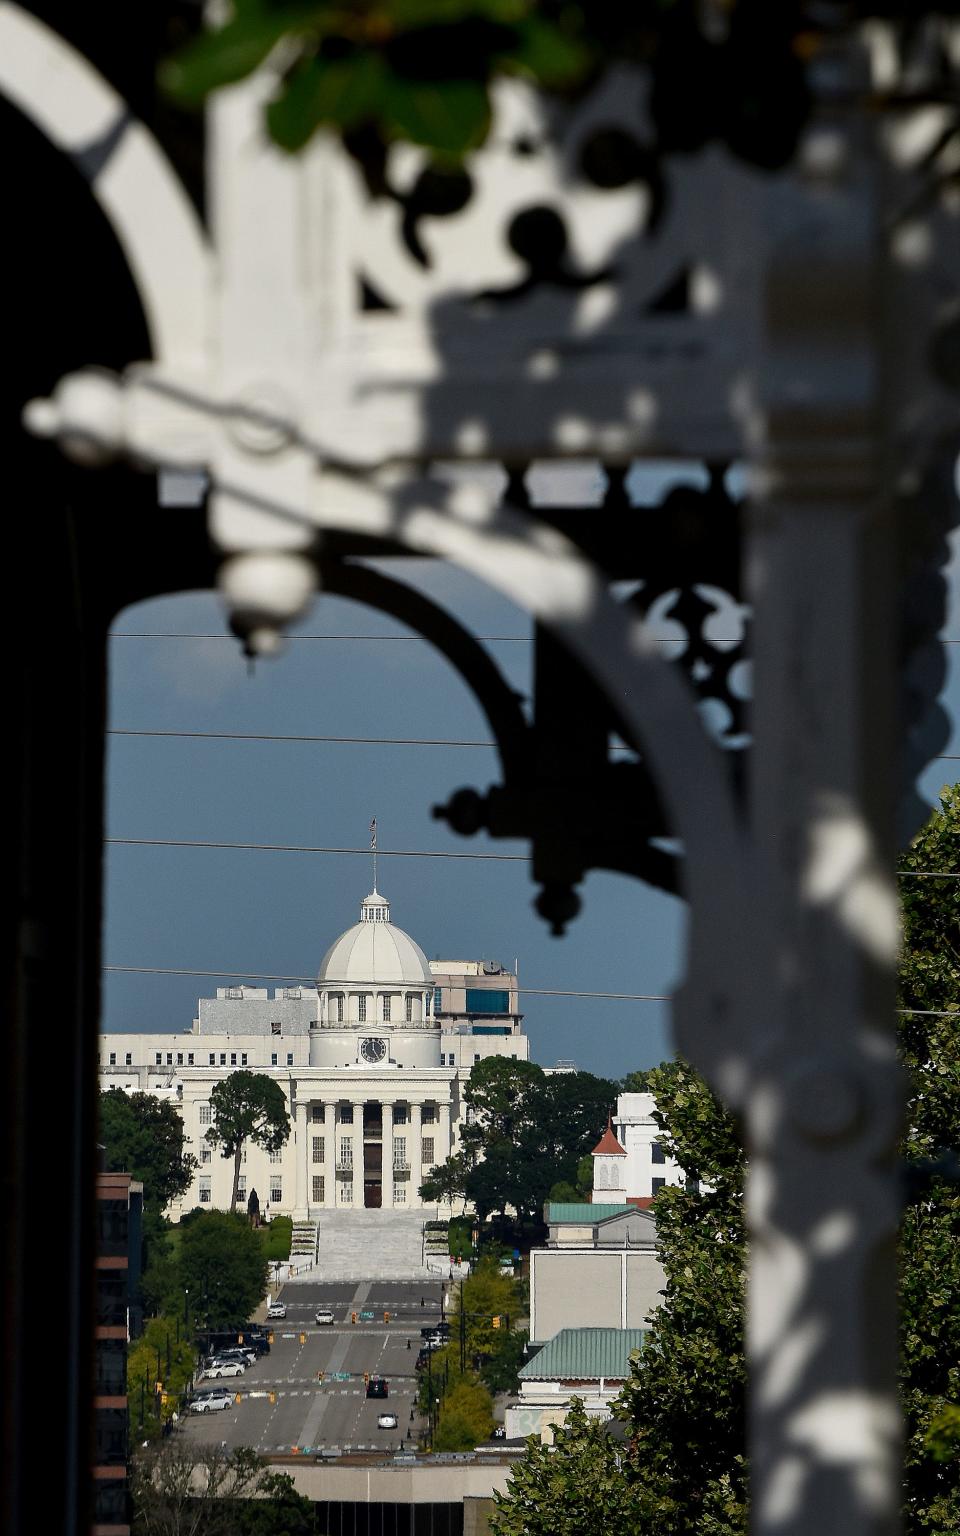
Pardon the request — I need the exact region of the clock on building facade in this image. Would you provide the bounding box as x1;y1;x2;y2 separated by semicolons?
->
360;1037;387;1064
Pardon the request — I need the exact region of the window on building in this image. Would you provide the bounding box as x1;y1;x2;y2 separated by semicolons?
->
652;1177;666;1193
394;1104;408;1126
422;1137;435;1165
393;1137;407;1169
358;994;367;1023
340;1179;353;1204
335;994;344;1023
199;1178;211;1203
474;1053;481;1064
383;994;392;1022
271;1053;278;1066
270;1181;282;1203
166;1053;173;1066
269;1149;281;1163
199;1103;212;1125
241;1053;247;1066
311;1105;323;1123
312;1175;324;1203
339;1104;353;1124
95;1271;127;1328
155;1053;162;1066
219;1053;226;1066
200;1148;212;1164
108;1052;116;1066
125;1053;132;1066
433;986;442;1013
394;1184;407;1205
176;1053;183;1066
465;988;510;1014
339;1137;352;1168
94;1337;127;1395
271;1022;282;1036
230;1053;237;1066
405;994;414;1022
241;1147;247;1163
312;1136;324;1164
651;1140;666;1165
236;1178;246;1204
209;1053;216;1065
422;1105;436;1125
188;1053;194;1065
286;1052;294;1066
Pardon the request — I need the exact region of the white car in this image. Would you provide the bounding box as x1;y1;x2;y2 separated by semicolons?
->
202;1359;244;1379
267;1301;286;1319
314;1308;335;1325
191;1391;234;1413
377;1413;399;1430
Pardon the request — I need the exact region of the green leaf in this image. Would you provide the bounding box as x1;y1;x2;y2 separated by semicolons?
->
267;51;386;151
161;6;321;103
383;75;491;155
504;16;591;89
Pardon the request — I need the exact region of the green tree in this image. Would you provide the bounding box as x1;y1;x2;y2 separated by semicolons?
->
480;1326;528;1396
205;1071;291;1211
491;1398;648;1536
178;1210;269;1328
99;1089;197;1213
897;785;960;1532
129;1443;309;1536
127;1317;197;1442
419;1150;470;1210
431;1057;616;1227
434;1376;495;1450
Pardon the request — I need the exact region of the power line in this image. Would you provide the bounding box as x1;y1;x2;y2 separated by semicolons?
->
98;962;958;1014
103;836;960;875
109;629;960;644
106;837;526;862
102;963;670;1002
107;727;637;753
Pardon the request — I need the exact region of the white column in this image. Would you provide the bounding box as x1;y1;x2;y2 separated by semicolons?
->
409;1102;423;1207
351;1099;365;1207
437;1101;452;1165
323;1100;335;1208
382;1101;394;1209
294;1099;308;1220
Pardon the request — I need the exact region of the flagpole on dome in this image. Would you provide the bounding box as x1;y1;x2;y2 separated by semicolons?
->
370;816;377;893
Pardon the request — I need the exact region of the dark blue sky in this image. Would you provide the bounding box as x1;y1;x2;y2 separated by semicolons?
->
102;544;960;1079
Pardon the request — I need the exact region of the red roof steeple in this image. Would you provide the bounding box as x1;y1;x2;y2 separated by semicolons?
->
591;1116;626;1157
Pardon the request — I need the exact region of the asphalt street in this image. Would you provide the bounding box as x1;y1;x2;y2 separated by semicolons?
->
178;1281;447;1456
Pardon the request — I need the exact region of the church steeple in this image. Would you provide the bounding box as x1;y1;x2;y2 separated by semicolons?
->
360;890;391;923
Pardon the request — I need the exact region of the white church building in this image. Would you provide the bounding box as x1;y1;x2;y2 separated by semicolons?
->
98;886;529;1220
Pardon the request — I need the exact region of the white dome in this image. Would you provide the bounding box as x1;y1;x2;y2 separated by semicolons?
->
317;889;433;989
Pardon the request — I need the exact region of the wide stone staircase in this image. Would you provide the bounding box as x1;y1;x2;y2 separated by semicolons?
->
283;1209;441;1281
290;1219;319;1264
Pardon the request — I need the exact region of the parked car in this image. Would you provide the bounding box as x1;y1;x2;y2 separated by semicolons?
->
216;1347;257;1366
202;1359;245;1379
314;1308;335;1325
365;1377;388;1399
266;1301;286;1320
420;1322;450;1339
377;1412;398;1430
191;1391;235;1413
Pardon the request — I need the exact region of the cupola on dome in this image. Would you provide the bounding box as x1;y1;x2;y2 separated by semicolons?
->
317;888;433;989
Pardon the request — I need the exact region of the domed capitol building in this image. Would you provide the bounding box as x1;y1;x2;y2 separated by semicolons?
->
98;886;529;1219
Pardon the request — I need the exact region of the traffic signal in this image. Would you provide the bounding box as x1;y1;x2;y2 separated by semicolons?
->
363;1372;370;1385
235;1392;242;1403
155;1379;163;1393
268;1332;275;1344
351;1311;358;1324
160;1394;168;1407
317;1370;325;1382
237;1333;244;1344
491;1316;501;1330
299;1332;306;1345
269;1392;277;1404
384;1311;390;1323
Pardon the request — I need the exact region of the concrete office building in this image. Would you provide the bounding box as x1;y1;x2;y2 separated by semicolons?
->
99;885;529;1220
